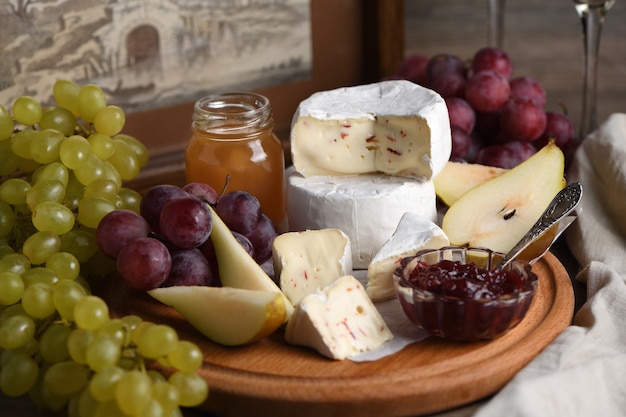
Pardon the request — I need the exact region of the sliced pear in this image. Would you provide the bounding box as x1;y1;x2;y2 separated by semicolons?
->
148;286;286;346
207;205;293;320
434;161;507;206
441;141;566;255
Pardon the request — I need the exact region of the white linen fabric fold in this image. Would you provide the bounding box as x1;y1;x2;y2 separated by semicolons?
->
474;113;626;417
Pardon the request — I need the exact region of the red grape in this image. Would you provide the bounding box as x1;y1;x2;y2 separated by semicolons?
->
445;97;476;133
159;196;212;249
471;47;513;79
509;76;547;107
426;53;466;85
499;97;547;142
199;238;220;286
96;209;150;259
140;185;189;233
450;126;472;160
465;70;510;113
395;54;429;85
116;237;172;291
215;191;262;235
502;140;537;161
183;182;219;205
475;141;535;169
245;213;278;264
534;111;576;149
233;232;255;258
161;248;212;287
429;72;466;98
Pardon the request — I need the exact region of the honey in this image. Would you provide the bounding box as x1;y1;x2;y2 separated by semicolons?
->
185;93;287;232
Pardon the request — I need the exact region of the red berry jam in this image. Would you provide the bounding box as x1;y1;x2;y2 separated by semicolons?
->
394;247;538;342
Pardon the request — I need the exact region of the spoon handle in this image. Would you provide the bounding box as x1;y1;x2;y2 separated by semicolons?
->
495;182;583;270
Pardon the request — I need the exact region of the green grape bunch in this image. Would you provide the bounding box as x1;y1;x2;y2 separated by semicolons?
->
0;80;209;416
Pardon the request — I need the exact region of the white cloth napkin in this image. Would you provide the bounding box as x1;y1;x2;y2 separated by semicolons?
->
474;113;626;417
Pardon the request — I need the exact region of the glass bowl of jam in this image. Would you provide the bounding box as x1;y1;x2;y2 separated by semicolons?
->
393;246;538;342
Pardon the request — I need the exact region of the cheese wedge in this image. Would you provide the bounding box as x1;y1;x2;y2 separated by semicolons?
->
366;212;449;301
272;229;352;306
290;80;451;180
285;275;393;360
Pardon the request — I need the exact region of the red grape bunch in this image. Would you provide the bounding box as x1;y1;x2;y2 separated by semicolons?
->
96;183;278;292
390;47;580;169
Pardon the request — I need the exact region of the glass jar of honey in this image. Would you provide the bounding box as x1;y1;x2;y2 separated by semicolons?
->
185;92;287;232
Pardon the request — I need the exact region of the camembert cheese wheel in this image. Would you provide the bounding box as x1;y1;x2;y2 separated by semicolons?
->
290;80;451;180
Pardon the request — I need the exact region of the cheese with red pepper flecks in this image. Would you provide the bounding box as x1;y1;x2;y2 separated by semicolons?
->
272;228;352;306
285;275;392;360
290;80;451;180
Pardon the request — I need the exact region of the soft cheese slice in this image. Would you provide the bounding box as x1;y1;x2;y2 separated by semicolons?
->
285;275;392;360
291;80;451;180
272;229;352;306
286;167;438;269
367;212;450;301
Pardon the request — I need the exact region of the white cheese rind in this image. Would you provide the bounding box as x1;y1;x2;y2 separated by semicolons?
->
272;229;352;306
366;212;450;301
286;167;438;269
290;80;451;180
284;275;393;360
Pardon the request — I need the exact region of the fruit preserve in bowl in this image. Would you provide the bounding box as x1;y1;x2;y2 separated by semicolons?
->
393;246;538;342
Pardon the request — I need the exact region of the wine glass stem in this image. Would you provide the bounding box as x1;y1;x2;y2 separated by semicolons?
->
487;0;506;48
578;5;607;138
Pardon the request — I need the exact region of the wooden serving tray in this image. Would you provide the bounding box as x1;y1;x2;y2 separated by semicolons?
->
108;252;574;417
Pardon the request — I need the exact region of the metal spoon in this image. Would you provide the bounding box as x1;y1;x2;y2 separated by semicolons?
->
495;182;583;270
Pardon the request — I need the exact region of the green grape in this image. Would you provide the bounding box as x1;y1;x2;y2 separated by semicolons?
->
151;380;180;414
0;337;39;363
22;230;61;265
25;179;66;210
0;353;39;397
32;201;75;235
40;379;71;411
0;201;16;237
115;370;152;417
114;134;149;168
67;328;94;364
0;177;31;205
131;321;155;346
12;96;42;126
43;360;90;396
64;172;85;210
39;323;71;363
86;334;121;372
94;399;128;417
97;318;128;346
77;84;107;123
93;105;125;137
74;295;109;331
30;128;64;164
147;370;166;383
45;251;80;281
108;139;140;180
0;104;14;141
0;140;20;176
101;160;122;189
53;79;80;116
90;365;124;402
168;371;208;407
33;161;69;186
74;153;105;186
84;177;118;202
0;252;31;275
10;129;38;159
53;279;87;320
114;187;142;213
142;399;166;417
88;132;115;160
18;156;41;173
21;282;56;319
74;386;99;417
39;106;77;136
77;196;115;229
0;244;15;258
0;271;24;305
60;229;98;262
0;303;26;321
167;340;204;372
60;134;91;170
22;266;59;287
0;313;36;350
137;324;178;360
